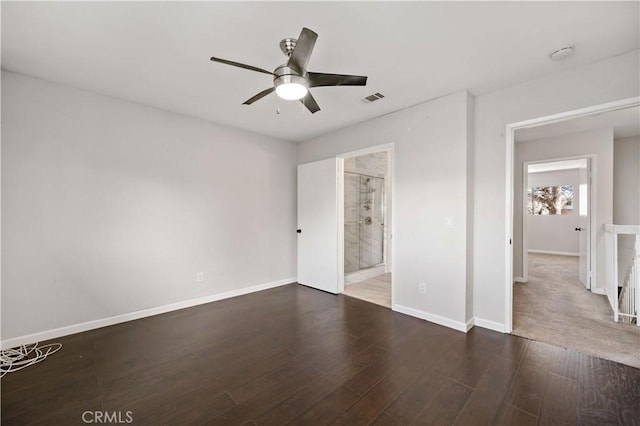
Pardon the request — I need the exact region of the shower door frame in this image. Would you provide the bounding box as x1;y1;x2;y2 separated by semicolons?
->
337;143;394;304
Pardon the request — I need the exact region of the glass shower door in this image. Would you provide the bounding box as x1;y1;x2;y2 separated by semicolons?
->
344;173;361;273
344;172;385;272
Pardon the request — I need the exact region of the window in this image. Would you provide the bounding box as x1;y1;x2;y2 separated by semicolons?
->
528;185;574;215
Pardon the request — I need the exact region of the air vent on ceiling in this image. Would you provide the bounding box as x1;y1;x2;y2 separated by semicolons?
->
362;92;385;103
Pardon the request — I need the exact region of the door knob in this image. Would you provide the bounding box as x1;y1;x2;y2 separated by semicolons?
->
296;229;302;234
575;227;583;231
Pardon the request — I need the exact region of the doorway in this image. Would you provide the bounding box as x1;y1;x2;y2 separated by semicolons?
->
296;143;394;308
520;157;591;288
504;96;639;333
504;98;640;367
512;155;596;341
340;146;393;308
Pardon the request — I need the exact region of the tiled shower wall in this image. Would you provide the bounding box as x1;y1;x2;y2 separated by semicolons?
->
344;152;388;273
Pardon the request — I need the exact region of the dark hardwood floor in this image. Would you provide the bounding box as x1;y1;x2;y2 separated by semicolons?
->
2;284;639;425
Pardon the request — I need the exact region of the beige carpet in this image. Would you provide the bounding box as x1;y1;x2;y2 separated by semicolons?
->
513;253;640;368
343;273;391;308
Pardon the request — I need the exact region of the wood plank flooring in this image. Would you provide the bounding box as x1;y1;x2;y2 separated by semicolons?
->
2;284;639;425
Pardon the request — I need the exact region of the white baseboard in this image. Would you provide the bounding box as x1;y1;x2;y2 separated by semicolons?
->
591;287;606;295
1;277;296;350
514;276;528;283
528;249;579;256
393;304;471;333
464;318;475;332
474;317;506;333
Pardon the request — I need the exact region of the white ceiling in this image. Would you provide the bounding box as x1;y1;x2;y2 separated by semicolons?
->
528;159;587;174
2;2;638;142
516;105;640;142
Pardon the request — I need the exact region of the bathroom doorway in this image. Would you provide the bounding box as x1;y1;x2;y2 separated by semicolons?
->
340;147;392;308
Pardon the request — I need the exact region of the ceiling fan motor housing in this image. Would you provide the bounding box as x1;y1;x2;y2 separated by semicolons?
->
273;64;309;90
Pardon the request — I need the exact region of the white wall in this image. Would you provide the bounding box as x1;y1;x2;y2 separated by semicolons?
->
465;93;475;322
613;136;640;281
526;169;581;254
474;49;639;327
1;72;298;340
299;90;474;330
614;136;640;225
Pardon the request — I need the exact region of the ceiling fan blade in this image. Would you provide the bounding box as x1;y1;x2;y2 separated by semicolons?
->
308;72;368;87
210;56;273;75
288;27;317;74
242;87;275;105
300;91;320;114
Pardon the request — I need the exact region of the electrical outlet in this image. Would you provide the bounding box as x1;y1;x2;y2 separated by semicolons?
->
196;272;204;282
419;282;426;294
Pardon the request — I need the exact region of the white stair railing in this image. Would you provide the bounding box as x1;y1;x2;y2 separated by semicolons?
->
604;224;640;325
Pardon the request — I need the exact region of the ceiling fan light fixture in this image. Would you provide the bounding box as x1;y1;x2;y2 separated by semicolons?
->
275;82;308;100
274;73;308;100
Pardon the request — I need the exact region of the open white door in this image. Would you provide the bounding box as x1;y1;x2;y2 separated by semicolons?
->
578;159;591;289
297;158;341;294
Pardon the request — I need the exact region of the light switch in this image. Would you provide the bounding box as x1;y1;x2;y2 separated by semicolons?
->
445;217;453;228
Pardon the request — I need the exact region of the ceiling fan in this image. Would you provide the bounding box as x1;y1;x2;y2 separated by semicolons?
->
210;27;367;114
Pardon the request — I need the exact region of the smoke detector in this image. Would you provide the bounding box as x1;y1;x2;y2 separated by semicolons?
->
549;46;575;61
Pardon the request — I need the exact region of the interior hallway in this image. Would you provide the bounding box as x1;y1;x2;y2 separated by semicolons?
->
513;253;640;368
343;273;391;308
